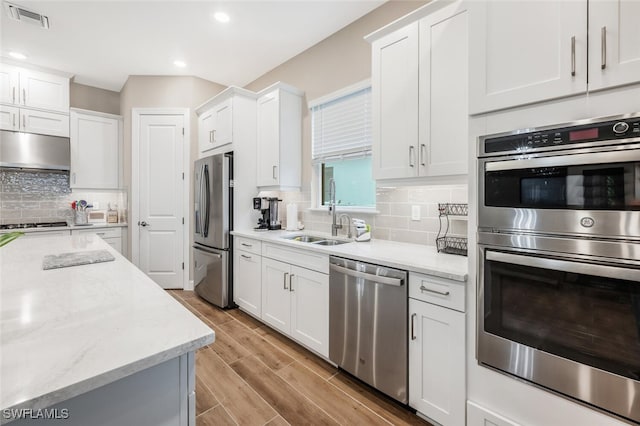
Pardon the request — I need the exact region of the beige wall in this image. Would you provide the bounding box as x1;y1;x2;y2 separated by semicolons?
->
70;82;120;115
245;1;427;190
119;75;226;261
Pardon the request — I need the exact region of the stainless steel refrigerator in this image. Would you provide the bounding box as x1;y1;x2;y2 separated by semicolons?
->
193;152;233;308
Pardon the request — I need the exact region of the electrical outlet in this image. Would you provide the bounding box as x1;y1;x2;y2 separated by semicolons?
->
411;205;421;221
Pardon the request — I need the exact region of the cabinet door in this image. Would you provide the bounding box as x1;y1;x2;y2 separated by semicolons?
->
372;22;419;180
261;258;291;334
419;3;468;177
256;91;281;186
409;299;465;426
0;105;19;131
211;98;232;148
198;109;216;153
588;0;640;92
469;1;587;114
290;266;329;357
22;109;70;137
234;250;262;318
19;69;70;113
0;64;19;105
70;111;120;188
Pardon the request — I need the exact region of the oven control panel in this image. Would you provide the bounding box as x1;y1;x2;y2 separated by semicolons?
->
481;115;640;155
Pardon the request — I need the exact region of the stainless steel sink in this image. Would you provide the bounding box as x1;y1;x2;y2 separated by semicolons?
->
282;234;350;245
283;235;326;243
312;239;349;246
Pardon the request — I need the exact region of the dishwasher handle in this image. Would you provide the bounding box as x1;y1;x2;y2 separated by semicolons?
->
330;263;404;287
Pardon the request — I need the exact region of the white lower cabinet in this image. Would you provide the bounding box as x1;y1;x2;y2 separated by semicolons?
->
467;401;522;426
409;272;466;426
72;227;124;254
261;255;329;357
233;248;262;318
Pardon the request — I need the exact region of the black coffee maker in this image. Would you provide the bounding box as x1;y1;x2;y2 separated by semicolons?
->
253;197;282;230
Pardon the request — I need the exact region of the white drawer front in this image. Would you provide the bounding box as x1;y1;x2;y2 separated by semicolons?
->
235;236;262;255
409;272;465;312
74;227;122;239
262;243;329;274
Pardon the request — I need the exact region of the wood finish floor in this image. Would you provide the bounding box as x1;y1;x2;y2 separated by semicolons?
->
168;290;431;426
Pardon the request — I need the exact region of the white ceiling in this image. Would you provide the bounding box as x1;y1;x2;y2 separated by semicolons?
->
1;0;385;92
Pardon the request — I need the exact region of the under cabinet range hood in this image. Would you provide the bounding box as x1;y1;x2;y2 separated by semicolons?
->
0;131;70;171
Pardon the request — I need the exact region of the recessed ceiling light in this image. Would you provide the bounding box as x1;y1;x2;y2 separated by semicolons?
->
173;60;186;68
214;12;230;23
9;51;27;60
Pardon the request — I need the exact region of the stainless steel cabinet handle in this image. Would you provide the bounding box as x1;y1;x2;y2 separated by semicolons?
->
22;114;26;128
72;172;76;184
409;146;415;167
272;165;277;180
420;144;426;166
12;113;16;128
241;254;252;259
289;274;295;292
601;26;607;70
96;232;105;237
22;88;26;104
570;36;576;77
12;87;15;103
209;130;213;143
411;313;417;340
283;272;289;290
241;243;252;247
212;129;216;143
419;285;450;296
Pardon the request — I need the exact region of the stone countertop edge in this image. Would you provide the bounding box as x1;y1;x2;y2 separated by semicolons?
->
231;229;468;282
0;333;214;416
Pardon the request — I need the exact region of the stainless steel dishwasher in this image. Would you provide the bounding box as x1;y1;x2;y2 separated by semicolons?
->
329;256;408;404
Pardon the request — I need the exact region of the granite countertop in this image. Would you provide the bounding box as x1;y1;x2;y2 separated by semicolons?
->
0;234;214;415
232;229;468;282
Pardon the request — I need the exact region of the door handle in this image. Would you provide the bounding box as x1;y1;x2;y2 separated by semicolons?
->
241;243;252;248
272;165;277;180
13;113;16;128
411;313;417;340
241;254;252;259
570;36;576;77
420;144;426;166
283;272;289;290
138;221;149;227
12;87;15;103
601;26;607;70
409;146;415;167
23;88;26;104
22;114;26;128
289;274;295;292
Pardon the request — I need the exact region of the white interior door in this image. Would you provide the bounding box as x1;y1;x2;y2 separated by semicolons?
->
138;114;185;289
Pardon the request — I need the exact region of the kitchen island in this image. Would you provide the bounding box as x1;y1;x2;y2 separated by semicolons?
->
0;234;214;426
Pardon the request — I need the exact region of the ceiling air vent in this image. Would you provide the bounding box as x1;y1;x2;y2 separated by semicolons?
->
4;2;50;29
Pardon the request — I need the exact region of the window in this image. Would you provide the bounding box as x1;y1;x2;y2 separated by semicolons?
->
310;81;375;208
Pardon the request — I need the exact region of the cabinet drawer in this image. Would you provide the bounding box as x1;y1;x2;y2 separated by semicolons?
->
262;243;329;274
75;227;122;239
235;236;261;255
409;272;465;312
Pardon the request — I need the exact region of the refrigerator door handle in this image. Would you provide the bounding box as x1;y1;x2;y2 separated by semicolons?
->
197;163;205;236
203;163;211;238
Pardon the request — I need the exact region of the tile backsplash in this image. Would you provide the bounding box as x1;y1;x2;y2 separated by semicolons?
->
0;169;127;224
263;183;468;247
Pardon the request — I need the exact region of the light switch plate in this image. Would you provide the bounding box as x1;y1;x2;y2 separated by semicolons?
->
411;205;420;221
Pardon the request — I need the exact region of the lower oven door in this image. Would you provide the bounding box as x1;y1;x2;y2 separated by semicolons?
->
478;242;640;423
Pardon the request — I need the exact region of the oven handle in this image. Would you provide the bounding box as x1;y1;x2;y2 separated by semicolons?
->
485;149;640;172
486;250;640;282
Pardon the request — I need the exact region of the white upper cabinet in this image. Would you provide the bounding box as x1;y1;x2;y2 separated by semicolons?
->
418;3;468;177
256;83;303;190
371;22;420;180
469;1;586;114
369;1;468;180
588;0;640;92
0;64;70;113
470;0;640;114
0;105;18;131
22;109;70;137
196;87;256;155
70;109;122;189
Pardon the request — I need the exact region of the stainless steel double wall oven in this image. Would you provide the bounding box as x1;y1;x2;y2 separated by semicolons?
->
477;113;640;423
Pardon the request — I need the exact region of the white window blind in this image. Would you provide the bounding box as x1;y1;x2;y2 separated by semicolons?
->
311;84;371;164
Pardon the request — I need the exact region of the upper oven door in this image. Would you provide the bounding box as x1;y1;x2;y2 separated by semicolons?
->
479;146;640;238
